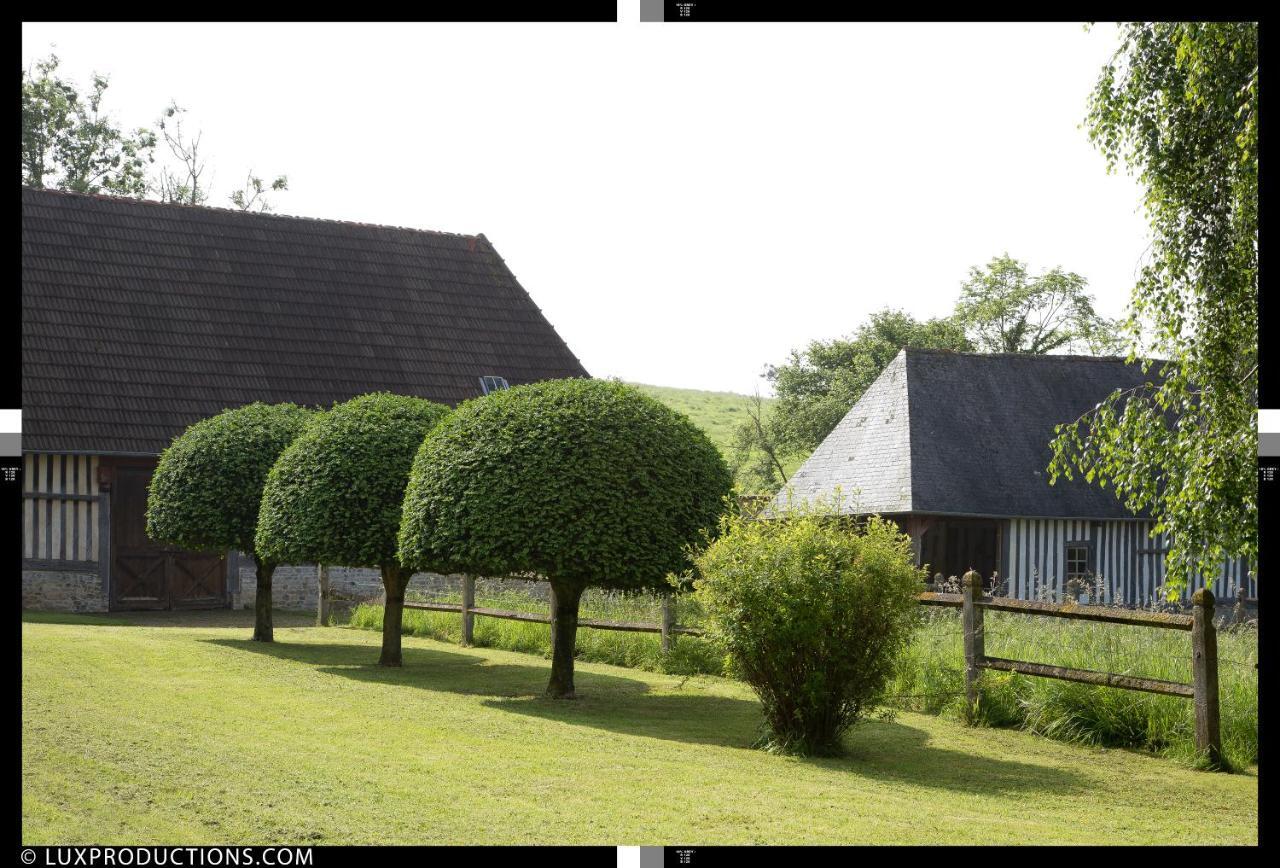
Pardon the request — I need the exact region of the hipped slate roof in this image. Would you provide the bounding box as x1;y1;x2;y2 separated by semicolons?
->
22;187;589;454
782;348;1161;520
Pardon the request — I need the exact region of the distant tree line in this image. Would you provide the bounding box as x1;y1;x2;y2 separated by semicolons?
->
21;52;288;212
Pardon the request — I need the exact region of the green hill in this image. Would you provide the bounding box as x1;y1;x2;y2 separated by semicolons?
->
629;383;770;458
629;384;806;489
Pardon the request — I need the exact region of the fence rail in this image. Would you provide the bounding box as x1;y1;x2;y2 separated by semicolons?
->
399;576;702;653
942;569;1224;769
403;599;705;637
388;571;1233;769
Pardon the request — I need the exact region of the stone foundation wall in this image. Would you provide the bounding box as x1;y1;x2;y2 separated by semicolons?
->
22;569;109;612
234;559;557;613
235;558;473;612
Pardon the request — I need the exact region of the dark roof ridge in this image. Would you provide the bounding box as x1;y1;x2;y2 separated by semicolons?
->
21;185;482;241
900;346;1168;366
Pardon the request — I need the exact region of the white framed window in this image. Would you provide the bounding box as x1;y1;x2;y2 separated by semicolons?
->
1065;543;1091;581
479;375;510;395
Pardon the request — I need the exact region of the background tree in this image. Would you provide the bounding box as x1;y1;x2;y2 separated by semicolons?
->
21;53;155;196
954;253;1123;355
145;402;313;642
398;379;733;698
1049;22;1258;595
256;393;450;666
229;171;290;213
728;391;790;493
20;53;288;210
762;309;973;459
155;101;209;206
156;101;288;212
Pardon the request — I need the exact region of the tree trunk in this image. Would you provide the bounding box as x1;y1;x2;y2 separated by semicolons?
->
316;564;331;627
546;580;585;698
379;562;411;667
253;556;275;643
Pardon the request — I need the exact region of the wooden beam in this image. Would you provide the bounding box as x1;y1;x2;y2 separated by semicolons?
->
23;558;99;572
22;491;99;502
975;596;1193;630
460;575;476;646
402;601;705;636
980;656;1194;698
1191;590;1223;768
404;601;464;614
917;592;964;607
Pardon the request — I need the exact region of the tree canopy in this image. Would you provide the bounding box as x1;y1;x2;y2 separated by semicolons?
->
1049;22;1258;594
399;378;732;589
256;393;451;569
399;378;732;696
146;402;314;554
21;53;155;196
256;392;450;665
145;401;313;642
21;52;288;212
955;253;1123;355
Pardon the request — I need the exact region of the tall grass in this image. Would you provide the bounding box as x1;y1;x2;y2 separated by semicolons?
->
345;583;1257;770
889;608;1258;770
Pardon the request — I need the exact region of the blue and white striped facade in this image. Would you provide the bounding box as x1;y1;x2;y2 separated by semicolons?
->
999;518;1255;605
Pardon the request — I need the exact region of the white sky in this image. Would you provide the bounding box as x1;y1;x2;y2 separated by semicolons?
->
22;17;1151;395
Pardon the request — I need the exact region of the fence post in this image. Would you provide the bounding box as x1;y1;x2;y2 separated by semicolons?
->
1191;589;1223;769
461;574;476;646
962;569;985;719
316;564;331;627
660;594;676;654
1234;585;1247;627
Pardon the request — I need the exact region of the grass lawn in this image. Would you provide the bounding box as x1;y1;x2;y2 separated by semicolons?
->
22;612;1257;845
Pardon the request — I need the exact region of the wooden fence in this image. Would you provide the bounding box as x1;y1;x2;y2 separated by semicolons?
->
394;570;1232;769
924;570;1224;769
401;577;703;653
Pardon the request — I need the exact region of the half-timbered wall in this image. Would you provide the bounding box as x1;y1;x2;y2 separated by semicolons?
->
1001;518;1255;605
22;453;101;564
22;453;109;612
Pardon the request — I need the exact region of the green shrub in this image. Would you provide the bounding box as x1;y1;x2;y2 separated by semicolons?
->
256;392;451;665
693;506;923;756
398;378;733;697
146;402;313;642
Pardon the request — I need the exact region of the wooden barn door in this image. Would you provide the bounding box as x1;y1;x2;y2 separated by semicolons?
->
110;462;227;611
920;518;999;584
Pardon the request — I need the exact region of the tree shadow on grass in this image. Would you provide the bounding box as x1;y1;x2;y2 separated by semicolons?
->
487;694;1088;797
820;718;1088;796
206;637;1086;797
204;638;649;698
23;609;318;629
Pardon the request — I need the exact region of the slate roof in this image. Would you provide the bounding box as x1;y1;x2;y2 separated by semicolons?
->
22;187;589;454
782;348;1163;520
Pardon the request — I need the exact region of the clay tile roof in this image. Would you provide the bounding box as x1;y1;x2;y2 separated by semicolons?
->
22;186;589;454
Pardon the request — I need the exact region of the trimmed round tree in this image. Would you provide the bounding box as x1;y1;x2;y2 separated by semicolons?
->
398;378;733;698
146;402;314;642
255;392;451;666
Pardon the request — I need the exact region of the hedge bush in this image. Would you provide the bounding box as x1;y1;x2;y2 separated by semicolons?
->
146;402;313;641
693;505;923;756
398;378;733;696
